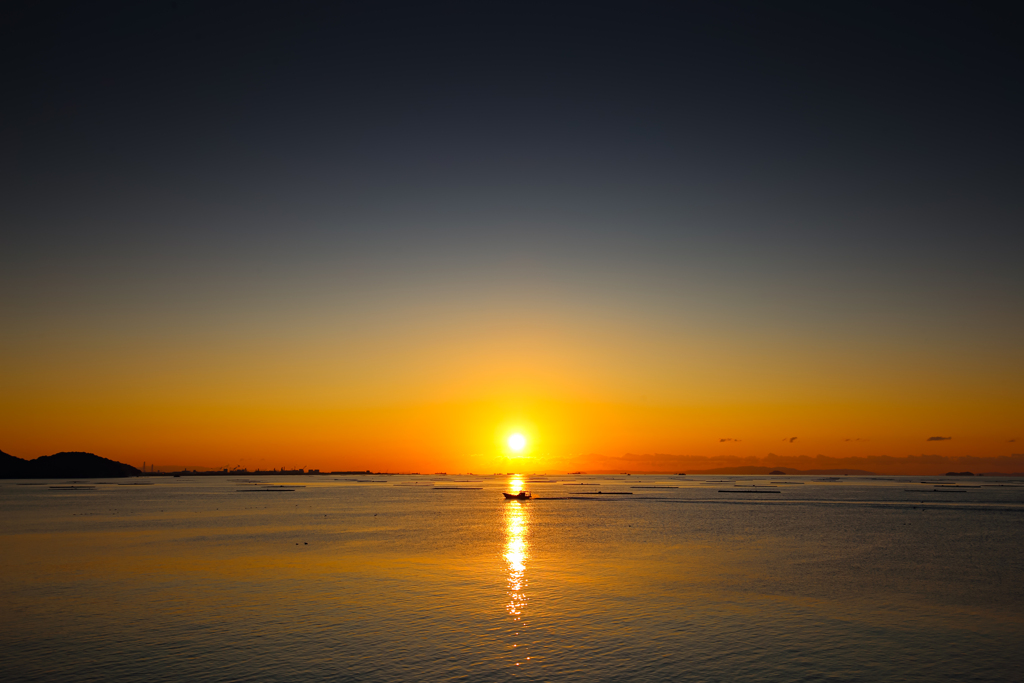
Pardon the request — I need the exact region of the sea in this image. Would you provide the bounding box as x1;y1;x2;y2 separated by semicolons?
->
1;474;1022;682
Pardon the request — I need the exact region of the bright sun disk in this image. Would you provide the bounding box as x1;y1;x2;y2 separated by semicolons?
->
508;433;527;452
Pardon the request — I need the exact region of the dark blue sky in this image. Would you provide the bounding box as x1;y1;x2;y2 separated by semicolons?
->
6;2;1021;262
6;1;1021;332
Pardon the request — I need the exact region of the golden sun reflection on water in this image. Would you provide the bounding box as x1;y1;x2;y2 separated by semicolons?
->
503;498;529;621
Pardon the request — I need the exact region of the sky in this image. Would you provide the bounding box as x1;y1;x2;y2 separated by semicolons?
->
2;1;1022;473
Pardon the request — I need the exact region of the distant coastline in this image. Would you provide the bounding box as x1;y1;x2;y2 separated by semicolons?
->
3;450;1022;479
0;451;377;478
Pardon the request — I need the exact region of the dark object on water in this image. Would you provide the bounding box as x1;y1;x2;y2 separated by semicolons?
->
503;491;531;500
719;490;780;493
946;471;974;476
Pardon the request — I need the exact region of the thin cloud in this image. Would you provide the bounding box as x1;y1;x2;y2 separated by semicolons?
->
926;436;952;441
843;438;866;442
719;438;740;442
1009;439;1017;443
784;437;797;443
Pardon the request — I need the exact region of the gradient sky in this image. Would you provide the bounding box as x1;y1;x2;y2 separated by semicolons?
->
2;1;1022;472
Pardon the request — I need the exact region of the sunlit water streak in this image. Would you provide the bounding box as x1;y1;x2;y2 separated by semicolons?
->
1;475;1022;681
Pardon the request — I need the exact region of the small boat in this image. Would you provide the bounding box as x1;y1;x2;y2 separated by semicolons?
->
503;491;531;500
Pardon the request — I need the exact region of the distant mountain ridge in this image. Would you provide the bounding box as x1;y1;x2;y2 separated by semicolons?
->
684;466;876;475
0;450;140;478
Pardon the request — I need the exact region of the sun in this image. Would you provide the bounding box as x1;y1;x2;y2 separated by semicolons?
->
507;433;527;452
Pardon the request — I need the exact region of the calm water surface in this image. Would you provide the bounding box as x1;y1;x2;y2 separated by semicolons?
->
2;475;1022;681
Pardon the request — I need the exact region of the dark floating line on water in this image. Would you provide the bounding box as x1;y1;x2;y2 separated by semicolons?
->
650;498;1024;512
905;489;967;493
237;489;295;492
719;490;780;493
630;486;678;488
49;486;96;490
433;487;483;490
572;491;633;494
242;483;306;488
555;494;673;501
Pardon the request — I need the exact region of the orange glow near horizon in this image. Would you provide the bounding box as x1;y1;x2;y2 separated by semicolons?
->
1;289;1022;476
1;389;1022;474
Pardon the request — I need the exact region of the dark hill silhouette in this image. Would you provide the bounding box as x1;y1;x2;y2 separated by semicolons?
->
1;450;30;477
0;450;140;478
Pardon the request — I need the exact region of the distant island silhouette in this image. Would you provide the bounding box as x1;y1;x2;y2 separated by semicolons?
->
0;450;140;479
